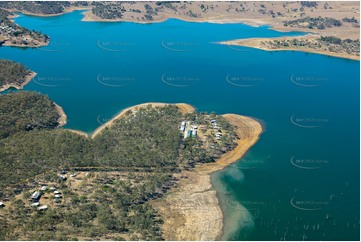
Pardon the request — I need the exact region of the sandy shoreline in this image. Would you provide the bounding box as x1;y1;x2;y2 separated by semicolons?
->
220;36;360;61
65;129;89;138
0;71;37;92
54;103;67;127
81;10;265;25
2;40;49;48
152;113;262;240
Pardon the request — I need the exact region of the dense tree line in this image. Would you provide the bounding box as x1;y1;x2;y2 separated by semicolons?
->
0;91;60;139
0;60;31;89
92;105;182;168
0;102;182;192
283;16;342;29
0;91;238;240
300;1;318;8
0;92;238;192
0;1;68;15
263;36;360;56
91;2;125;19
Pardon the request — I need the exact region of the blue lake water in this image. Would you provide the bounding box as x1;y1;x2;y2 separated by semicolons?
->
0;10;359;240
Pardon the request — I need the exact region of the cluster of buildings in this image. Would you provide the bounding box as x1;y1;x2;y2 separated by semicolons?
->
0;24;16;33
180;121;198;138
0;171;76;213
211;119;222;140
28;171;74;210
30;190;47;211
30;185;63;210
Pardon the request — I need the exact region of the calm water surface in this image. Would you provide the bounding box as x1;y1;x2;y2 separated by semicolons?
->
0;11;359;240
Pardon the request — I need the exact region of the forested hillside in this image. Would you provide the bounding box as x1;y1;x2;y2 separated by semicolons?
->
0;91;238;240
0;60;32;90
0;91;60;139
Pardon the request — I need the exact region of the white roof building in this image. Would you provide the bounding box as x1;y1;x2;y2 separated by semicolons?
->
37;205;48;211
31;191;41;201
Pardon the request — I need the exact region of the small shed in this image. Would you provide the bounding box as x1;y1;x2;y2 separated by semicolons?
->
31;191;41;202
37;205;48;211
59;175;67;181
30;202;40;207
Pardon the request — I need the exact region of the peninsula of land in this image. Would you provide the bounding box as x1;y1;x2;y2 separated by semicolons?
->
0;91;263;240
152;114;262;240
220;34;360;60
54;102;262;241
0;59;37;92
0;71;36;92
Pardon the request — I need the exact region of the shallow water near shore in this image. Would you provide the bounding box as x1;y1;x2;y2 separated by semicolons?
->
0;10;359;240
